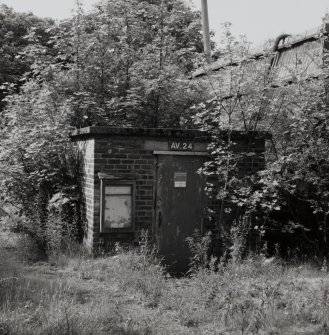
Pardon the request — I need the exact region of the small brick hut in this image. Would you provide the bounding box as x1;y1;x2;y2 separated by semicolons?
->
71;127;270;271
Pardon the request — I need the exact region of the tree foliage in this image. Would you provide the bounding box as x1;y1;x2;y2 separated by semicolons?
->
0;78;81;252
0;0;205;254
71;0;204;127
0;5;54;112
194;23;329;259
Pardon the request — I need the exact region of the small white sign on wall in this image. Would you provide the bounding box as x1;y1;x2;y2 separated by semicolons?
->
174;172;187;188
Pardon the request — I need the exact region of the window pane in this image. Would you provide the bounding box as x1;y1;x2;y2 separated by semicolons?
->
105;186;131;195
104;194;132;228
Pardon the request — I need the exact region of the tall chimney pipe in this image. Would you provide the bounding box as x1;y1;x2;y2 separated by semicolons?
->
201;0;211;63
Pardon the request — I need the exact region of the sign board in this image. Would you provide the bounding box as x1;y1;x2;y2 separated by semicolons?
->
174;172;187;188
169;140;194;151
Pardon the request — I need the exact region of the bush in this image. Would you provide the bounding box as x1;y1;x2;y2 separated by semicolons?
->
0;79;84;260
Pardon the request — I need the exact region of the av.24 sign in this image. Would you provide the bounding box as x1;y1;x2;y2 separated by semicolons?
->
169;140;194;151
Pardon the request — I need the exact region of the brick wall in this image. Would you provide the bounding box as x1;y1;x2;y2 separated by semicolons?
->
76;139;95;250
93;137;156;246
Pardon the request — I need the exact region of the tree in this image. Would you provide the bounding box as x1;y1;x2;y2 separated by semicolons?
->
0;0;206;254
193;23;329;259
0;77;81;253
0;5;54;113
53;0;205;128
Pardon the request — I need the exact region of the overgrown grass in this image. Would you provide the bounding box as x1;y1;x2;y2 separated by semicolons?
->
1;232;329;334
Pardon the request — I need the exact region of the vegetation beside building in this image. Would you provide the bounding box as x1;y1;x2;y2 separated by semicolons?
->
1;1;329;263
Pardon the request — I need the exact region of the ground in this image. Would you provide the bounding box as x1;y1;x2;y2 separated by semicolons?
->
1;232;329;335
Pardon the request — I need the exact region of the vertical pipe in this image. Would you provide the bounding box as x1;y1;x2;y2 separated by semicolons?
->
201;0;211;63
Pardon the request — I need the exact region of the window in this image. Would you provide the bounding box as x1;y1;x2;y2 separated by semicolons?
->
100;178;135;232
104;185;132;229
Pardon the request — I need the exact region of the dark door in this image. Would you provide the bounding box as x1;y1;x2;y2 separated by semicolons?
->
155;154;205;273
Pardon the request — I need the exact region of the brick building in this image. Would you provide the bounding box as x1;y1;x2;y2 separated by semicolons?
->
71;127;269;271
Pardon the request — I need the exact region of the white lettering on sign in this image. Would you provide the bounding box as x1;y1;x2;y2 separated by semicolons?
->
169;140;194;151
174;172;187;188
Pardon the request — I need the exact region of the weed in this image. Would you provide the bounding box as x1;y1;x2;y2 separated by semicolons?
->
229;215;251;263
186;229;212;273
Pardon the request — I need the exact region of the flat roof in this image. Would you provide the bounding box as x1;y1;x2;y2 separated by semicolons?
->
70;126;271;140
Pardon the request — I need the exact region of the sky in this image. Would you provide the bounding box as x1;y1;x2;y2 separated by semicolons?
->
0;0;328;48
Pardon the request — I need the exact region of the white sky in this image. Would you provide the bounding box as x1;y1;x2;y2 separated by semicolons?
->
0;0;328;48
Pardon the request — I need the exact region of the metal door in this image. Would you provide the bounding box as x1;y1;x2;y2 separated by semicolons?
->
155;154;205;273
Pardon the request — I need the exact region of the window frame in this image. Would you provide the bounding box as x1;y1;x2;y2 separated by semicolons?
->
100;178;136;233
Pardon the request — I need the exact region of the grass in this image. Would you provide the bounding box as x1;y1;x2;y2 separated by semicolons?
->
1;233;329;334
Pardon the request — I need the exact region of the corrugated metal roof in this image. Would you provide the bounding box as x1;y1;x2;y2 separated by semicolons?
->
274;39;323;81
195;55;272;97
192;23;327;83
